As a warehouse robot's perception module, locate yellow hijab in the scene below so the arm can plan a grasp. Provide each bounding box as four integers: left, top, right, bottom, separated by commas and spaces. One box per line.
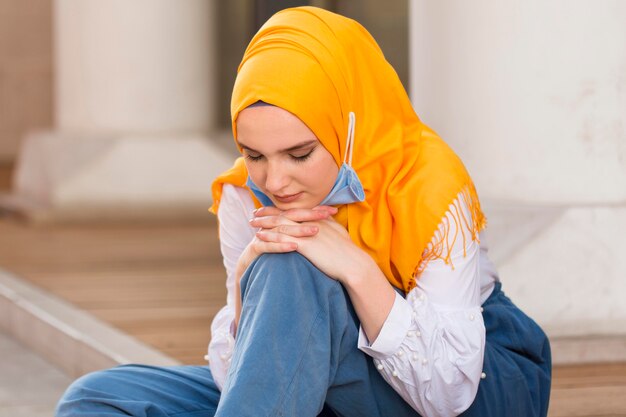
210, 6, 485, 293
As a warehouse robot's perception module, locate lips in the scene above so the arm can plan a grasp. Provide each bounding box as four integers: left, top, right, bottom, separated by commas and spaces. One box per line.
273, 192, 303, 203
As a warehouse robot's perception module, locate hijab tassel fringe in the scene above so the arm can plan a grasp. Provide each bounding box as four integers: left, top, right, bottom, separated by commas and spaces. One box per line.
409, 183, 487, 291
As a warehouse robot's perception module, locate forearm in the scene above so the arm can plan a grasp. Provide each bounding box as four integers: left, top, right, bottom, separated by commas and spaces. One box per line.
359, 292, 485, 417
341, 255, 397, 343
232, 261, 247, 336
208, 305, 237, 390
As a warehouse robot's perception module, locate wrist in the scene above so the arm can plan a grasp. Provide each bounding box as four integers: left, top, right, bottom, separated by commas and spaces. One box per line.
235, 260, 247, 279
341, 251, 380, 288
236, 245, 258, 277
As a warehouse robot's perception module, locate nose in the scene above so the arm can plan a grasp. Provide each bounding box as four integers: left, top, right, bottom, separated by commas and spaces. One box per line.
264, 160, 290, 194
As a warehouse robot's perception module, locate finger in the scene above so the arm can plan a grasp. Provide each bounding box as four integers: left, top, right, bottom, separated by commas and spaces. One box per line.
279, 208, 334, 222
313, 205, 338, 214
251, 210, 327, 226
253, 206, 283, 217
256, 229, 312, 242
252, 235, 297, 253
271, 224, 319, 237
249, 215, 298, 229
253, 205, 337, 220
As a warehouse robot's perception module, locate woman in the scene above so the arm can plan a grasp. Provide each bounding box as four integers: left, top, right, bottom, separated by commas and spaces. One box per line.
56, 7, 551, 417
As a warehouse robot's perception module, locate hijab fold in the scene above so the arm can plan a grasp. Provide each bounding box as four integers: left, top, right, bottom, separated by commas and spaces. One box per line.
210, 6, 486, 292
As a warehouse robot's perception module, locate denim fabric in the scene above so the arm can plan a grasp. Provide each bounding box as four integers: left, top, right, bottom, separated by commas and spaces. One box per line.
56, 253, 551, 417
216, 252, 417, 417
55, 364, 220, 417
460, 282, 552, 417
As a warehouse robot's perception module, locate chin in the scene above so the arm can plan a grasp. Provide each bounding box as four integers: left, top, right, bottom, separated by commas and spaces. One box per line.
272, 199, 320, 211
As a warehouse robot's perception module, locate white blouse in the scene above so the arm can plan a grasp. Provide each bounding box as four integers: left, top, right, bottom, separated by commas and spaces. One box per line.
207, 184, 499, 417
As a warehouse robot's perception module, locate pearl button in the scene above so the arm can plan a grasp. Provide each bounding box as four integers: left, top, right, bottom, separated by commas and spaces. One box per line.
397, 350, 404, 357
412, 354, 419, 361
481, 372, 487, 379
422, 358, 428, 365
480, 307, 484, 313
419, 294, 425, 301
415, 330, 421, 337
377, 364, 384, 371
392, 370, 398, 377
469, 314, 475, 321
407, 331, 413, 337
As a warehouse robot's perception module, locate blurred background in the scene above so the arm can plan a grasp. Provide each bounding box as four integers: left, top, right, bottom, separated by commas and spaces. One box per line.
0, 0, 624, 416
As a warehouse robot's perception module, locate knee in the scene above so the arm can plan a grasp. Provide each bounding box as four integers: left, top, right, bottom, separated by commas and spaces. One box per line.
56, 368, 114, 416
56, 366, 144, 416
242, 252, 341, 298
255, 251, 313, 271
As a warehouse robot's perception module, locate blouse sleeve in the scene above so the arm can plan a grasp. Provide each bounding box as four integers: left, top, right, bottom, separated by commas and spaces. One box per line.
206, 184, 257, 391
358, 192, 485, 417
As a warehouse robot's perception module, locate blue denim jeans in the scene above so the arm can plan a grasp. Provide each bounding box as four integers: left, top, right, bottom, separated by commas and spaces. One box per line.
56, 252, 551, 417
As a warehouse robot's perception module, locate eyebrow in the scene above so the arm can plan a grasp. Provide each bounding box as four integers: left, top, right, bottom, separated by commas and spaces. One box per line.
237, 139, 318, 154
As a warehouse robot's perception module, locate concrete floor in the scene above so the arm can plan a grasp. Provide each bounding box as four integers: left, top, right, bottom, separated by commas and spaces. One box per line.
0, 330, 72, 417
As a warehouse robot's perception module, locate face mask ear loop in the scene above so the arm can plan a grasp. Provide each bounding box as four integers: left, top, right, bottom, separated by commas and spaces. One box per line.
343, 112, 356, 166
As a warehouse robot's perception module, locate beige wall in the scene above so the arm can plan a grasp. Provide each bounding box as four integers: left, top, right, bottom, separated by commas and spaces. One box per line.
0, 0, 53, 162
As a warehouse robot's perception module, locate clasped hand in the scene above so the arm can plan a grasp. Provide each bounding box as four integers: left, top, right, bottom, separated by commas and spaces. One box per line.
246, 205, 368, 283
232, 205, 373, 335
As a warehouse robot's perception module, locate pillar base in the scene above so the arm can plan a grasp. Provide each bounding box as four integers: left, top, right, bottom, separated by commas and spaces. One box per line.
1, 131, 236, 223
485, 201, 626, 338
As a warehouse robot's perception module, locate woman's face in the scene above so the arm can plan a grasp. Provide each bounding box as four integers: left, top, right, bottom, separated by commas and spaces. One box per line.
236, 105, 339, 210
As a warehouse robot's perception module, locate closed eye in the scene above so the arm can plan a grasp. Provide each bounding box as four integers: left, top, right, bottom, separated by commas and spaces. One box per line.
290, 148, 314, 163
244, 152, 263, 162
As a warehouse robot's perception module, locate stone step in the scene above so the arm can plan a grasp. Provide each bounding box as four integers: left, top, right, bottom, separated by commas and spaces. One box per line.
0, 268, 180, 380
0, 330, 71, 417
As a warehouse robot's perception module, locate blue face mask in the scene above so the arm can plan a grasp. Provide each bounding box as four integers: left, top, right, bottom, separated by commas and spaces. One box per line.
246, 111, 364, 207
319, 163, 364, 205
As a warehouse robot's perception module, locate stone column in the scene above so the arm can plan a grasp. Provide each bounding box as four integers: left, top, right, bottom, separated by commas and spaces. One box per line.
10, 0, 234, 221
409, 0, 626, 358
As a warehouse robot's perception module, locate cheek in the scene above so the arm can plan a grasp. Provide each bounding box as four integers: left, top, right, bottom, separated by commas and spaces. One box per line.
243, 162, 264, 185
315, 159, 339, 192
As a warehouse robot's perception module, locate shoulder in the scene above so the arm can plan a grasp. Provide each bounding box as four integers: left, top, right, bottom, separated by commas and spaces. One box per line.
217, 184, 257, 247
217, 184, 257, 226
217, 184, 255, 217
